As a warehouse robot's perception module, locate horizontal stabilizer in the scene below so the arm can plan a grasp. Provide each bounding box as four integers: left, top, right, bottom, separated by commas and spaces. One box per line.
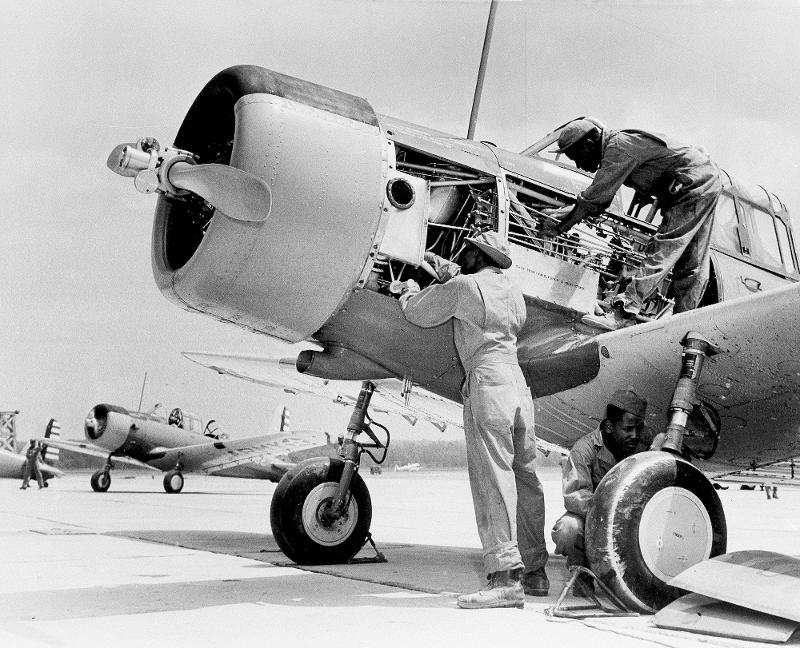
668, 550, 800, 623
655, 592, 798, 642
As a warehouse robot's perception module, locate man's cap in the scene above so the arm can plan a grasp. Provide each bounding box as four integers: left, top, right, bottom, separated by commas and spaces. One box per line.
465, 231, 512, 269
608, 388, 647, 419
554, 117, 604, 153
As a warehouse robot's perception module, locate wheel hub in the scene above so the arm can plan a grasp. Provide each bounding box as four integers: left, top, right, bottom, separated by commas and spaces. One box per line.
301, 483, 358, 547
638, 486, 713, 581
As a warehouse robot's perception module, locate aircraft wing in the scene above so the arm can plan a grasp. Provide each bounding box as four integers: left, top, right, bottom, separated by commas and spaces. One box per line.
182, 351, 568, 458
40, 439, 160, 471
182, 351, 463, 433
150, 432, 326, 479
538, 281, 800, 473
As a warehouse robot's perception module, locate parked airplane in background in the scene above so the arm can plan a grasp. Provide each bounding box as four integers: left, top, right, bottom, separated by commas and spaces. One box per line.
394, 462, 421, 473
0, 419, 63, 484
107, 65, 800, 612
45, 403, 327, 493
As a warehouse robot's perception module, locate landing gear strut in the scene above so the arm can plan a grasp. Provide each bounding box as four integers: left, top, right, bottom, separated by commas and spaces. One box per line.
90, 456, 114, 492
586, 332, 727, 612
270, 381, 389, 564
163, 460, 184, 494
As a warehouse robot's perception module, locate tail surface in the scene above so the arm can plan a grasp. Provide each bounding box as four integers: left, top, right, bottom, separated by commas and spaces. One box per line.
42, 419, 61, 465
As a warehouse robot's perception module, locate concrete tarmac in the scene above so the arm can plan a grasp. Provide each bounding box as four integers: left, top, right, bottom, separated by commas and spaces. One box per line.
1, 467, 798, 647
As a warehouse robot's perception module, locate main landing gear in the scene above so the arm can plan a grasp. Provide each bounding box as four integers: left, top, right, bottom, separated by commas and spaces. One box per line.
270, 381, 389, 564
586, 332, 727, 612
163, 459, 185, 494
90, 456, 114, 492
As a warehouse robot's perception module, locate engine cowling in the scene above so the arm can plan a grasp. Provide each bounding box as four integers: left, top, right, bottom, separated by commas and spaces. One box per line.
85, 403, 204, 458
152, 66, 388, 342
84, 404, 134, 452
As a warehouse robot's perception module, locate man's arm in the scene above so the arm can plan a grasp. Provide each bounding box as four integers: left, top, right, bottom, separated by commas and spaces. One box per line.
554, 143, 640, 235
562, 442, 597, 517
424, 252, 461, 282
401, 277, 465, 328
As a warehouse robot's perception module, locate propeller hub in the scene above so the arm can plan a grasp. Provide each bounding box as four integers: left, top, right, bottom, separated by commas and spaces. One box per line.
108, 138, 271, 222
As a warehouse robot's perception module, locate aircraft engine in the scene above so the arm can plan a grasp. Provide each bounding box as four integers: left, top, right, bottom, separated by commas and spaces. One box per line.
85, 404, 204, 458
139, 66, 391, 343
84, 404, 135, 452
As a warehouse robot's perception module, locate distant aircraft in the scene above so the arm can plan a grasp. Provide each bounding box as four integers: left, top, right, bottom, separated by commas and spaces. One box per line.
394, 462, 421, 472
44, 403, 326, 493
0, 418, 63, 484
107, 65, 800, 612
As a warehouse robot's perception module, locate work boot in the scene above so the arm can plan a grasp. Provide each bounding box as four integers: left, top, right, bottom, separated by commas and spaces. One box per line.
457, 569, 524, 609
521, 567, 549, 596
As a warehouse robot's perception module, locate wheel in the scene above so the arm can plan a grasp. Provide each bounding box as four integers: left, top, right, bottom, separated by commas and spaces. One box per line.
270, 457, 372, 564
586, 451, 727, 612
163, 470, 184, 493
90, 470, 111, 492
43, 480, 49, 488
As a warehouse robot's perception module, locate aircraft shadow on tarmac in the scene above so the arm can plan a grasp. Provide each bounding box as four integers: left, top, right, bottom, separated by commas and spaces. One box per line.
107, 529, 570, 603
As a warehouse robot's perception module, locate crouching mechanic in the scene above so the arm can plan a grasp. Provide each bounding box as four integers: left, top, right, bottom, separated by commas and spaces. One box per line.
399, 231, 548, 609
551, 389, 647, 592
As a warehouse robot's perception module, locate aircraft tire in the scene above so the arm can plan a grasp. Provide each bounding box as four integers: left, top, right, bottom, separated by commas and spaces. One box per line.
586, 450, 726, 613
90, 470, 111, 493
270, 457, 371, 565
163, 470, 184, 494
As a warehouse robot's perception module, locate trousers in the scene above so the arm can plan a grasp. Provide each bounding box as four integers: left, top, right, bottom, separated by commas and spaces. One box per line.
551, 512, 587, 567
462, 362, 548, 575
21, 459, 44, 488
618, 165, 722, 315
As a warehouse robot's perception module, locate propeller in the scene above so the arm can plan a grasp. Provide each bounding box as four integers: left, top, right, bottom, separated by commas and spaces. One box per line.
107, 141, 271, 223
167, 161, 271, 223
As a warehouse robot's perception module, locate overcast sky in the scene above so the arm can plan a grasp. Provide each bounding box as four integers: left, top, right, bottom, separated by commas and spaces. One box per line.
2, 0, 799, 441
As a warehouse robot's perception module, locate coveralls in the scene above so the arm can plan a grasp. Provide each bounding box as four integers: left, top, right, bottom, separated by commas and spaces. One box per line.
563, 129, 722, 314
21, 444, 44, 489
551, 427, 614, 567
402, 255, 548, 575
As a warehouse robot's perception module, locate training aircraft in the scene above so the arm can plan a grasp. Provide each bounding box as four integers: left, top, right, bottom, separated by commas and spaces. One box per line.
0, 418, 64, 484
45, 402, 328, 493
106, 65, 800, 612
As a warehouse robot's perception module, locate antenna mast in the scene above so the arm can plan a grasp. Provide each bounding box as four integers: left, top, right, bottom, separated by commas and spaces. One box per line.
467, 0, 498, 140
137, 372, 148, 411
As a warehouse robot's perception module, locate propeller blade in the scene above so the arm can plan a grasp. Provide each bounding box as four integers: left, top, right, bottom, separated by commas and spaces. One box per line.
168, 162, 272, 223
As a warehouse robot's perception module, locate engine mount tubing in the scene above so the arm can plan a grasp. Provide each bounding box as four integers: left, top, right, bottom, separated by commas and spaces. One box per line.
328, 381, 375, 520
662, 333, 714, 455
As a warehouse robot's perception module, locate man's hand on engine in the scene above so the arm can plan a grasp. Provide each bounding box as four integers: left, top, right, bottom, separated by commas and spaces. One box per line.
539, 205, 573, 237
397, 279, 421, 308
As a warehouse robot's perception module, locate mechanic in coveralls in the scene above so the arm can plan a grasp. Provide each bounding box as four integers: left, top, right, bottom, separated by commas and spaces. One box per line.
400, 231, 548, 609
20, 439, 44, 489
544, 118, 722, 329
551, 389, 647, 594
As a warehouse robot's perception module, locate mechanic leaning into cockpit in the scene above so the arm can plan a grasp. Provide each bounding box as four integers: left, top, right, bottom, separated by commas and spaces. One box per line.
399, 231, 548, 610
551, 389, 647, 595
543, 118, 722, 330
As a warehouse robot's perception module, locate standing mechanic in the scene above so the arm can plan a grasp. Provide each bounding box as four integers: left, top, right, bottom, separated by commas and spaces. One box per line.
551, 389, 647, 593
544, 118, 722, 329
400, 231, 548, 609
20, 439, 45, 490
